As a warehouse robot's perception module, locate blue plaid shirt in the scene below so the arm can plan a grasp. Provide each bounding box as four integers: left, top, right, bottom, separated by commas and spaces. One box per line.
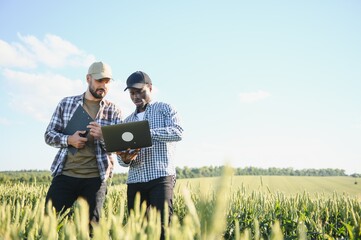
118, 101, 183, 183
45, 93, 122, 182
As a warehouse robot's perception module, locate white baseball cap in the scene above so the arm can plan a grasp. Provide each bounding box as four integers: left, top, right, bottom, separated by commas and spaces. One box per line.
88, 61, 112, 80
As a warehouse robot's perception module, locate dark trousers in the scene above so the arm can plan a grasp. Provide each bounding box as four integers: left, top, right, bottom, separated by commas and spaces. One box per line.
127, 176, 174, 240
45, 175, 107, 223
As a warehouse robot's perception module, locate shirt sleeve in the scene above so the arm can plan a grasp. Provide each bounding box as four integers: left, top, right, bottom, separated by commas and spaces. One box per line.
99, 103, 123, 151
117, 155, 131, 167
44, 100, 69, 148
150, 103, 183, 142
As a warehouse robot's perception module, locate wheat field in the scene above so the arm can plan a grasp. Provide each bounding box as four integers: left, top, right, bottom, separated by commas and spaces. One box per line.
1, 170, 360, 239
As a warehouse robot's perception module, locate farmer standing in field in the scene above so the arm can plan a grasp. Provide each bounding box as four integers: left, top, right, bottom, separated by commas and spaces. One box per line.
44, 61, 122, 225
118, 71, 183, 240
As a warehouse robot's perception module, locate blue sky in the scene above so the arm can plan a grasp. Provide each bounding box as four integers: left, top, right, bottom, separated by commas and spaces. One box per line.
1, 0, 360, 174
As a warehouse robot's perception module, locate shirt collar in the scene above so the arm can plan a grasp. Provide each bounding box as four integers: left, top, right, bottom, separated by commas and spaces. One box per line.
133, 101, 154, 114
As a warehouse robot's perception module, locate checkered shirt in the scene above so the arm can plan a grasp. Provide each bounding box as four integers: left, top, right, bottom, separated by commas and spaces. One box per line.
44, 93, 122, 182
118, 101, 183, 183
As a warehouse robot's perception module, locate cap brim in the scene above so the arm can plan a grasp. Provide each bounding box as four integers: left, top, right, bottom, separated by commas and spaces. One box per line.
124, 83, 146, 91
91, 73, 112, 80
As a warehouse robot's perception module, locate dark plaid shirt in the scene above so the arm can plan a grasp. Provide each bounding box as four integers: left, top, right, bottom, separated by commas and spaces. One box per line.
118, 101, 183, 183
45, 93, 122, 181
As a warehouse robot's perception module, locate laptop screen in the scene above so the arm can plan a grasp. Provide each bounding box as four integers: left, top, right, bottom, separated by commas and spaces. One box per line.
101, 120, 152, 152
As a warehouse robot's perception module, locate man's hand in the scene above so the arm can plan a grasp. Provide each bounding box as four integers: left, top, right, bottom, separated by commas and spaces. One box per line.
117, 148, 140, 164
88, 121, 103, 140
68, 131, 88, 149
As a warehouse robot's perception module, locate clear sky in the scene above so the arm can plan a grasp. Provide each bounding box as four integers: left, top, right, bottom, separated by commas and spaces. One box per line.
1, 0, 360, 174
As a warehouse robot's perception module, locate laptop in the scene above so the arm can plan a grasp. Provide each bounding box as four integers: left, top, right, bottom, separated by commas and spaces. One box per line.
101, 120, 152, 152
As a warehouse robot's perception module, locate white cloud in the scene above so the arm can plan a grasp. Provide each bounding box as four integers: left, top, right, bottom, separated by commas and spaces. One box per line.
0, 33, 95, 69
0, 117, 11, 126
0, 33, 159, 122
0, 33, 100, 122
17, 33, 95, 68
353, 123, 361, 129
105, 80, 135, 118
4, 69, 85, 122
0, 39, 36, 68
239, 90, 271, 103
2, 68, 147, 122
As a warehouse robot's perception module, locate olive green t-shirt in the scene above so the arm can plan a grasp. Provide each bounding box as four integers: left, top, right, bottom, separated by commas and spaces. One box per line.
62, 99, 100, 178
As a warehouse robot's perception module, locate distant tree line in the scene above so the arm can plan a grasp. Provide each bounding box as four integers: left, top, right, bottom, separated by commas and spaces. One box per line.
0, 170, 52, 184
1, 167, 360, 185
175, 166, 356, 179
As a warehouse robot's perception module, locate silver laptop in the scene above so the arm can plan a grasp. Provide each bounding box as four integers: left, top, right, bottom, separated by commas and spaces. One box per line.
101, 120, 152, 152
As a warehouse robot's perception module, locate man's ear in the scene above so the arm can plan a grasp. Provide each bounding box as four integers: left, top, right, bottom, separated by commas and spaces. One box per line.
86, 74, 91, 84
148, 84, 153, 92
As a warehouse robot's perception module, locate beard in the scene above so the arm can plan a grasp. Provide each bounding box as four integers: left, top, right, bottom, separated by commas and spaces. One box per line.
89, 85, 105, 99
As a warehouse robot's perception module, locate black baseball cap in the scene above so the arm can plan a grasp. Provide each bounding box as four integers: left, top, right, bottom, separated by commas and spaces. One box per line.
124, 71, 152, 91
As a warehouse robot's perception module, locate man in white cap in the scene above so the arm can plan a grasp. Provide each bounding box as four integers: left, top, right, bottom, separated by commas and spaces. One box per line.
118, 71, 184, 240
44, 61, 122, 225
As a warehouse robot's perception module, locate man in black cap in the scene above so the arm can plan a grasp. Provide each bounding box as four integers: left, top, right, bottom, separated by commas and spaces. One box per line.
118, 71, 184, 240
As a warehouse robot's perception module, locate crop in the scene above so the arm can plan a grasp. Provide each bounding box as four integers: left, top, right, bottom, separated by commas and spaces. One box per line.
0, 169, 360, 239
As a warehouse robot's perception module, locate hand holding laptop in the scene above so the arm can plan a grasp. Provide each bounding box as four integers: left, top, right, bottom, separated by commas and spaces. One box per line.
117, 148, 140, 164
